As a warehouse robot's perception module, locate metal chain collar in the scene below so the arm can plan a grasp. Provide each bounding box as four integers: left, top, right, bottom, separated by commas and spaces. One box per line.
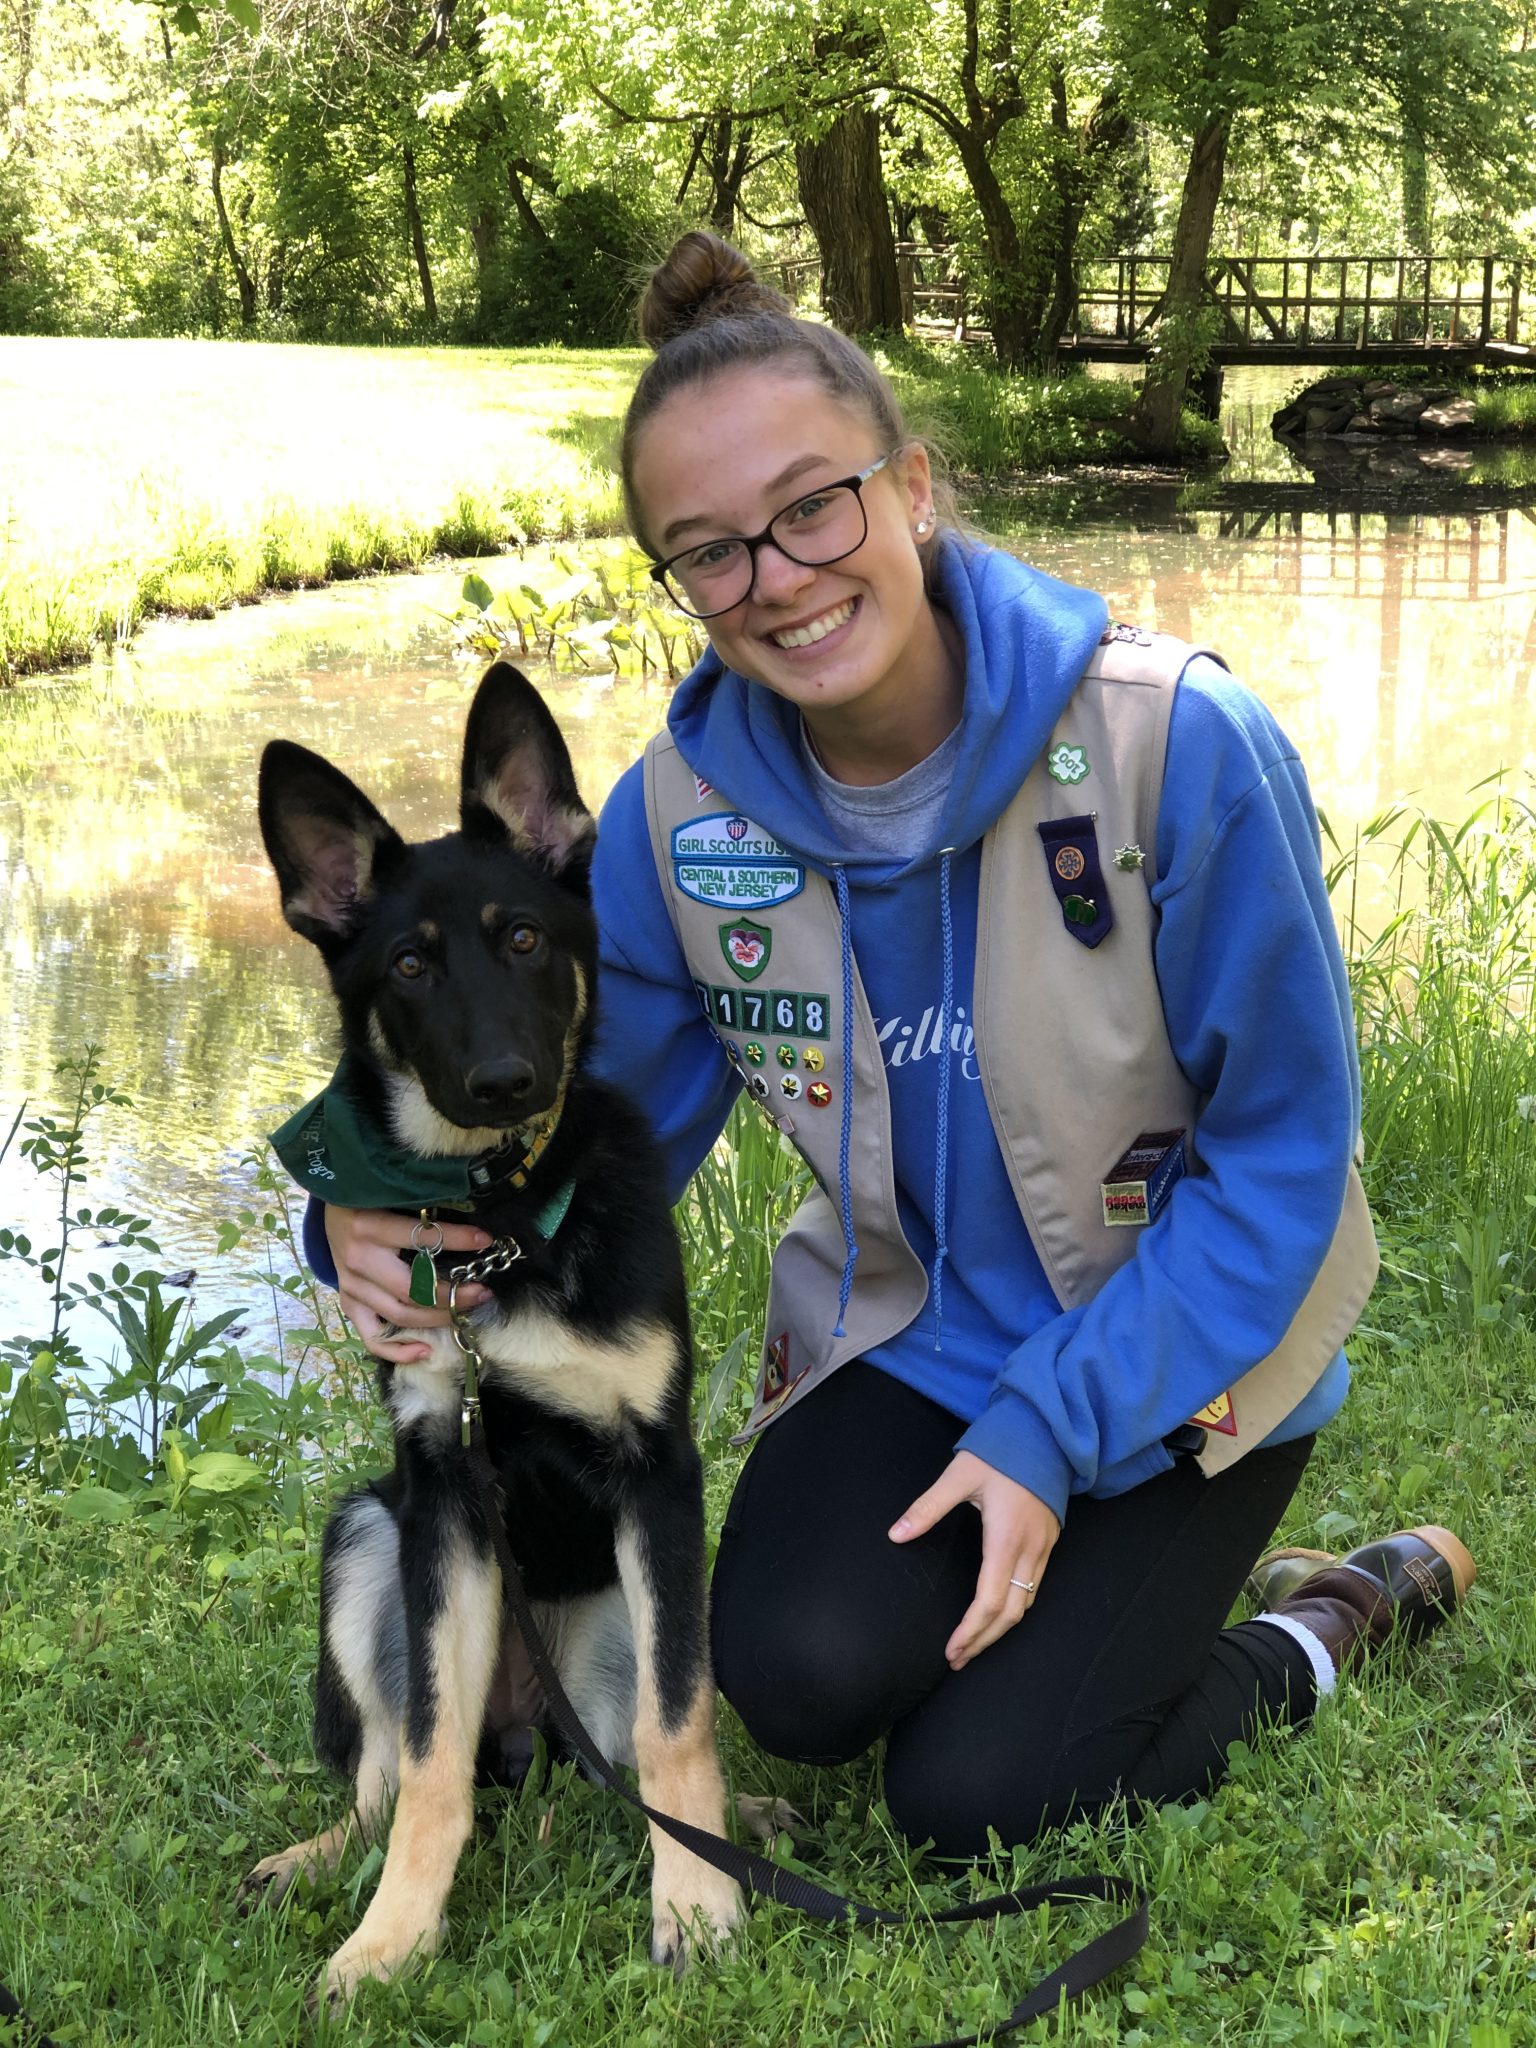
446, 1238, 524, 1446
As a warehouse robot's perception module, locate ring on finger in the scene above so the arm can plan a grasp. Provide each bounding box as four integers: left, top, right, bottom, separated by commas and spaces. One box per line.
1009, 1576, 1037, 1594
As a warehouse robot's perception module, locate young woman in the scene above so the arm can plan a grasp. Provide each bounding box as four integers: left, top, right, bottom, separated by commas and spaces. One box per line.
314, 232, 1473, 1857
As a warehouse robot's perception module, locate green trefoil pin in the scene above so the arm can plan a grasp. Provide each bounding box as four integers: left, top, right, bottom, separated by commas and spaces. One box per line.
1046, 743, 1090, 786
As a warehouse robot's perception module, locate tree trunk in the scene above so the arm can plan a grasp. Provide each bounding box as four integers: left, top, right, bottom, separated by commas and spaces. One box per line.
1401, 123, 1429, 256
956, 133, 1030, 370
470, 206, 498, 274
211, 137, 257, 326
10, 0, 35, 109
1036, 85, 1133, 365
403, 143, 437, 322
1132, 0, 1239, 453
265, 241, 286, 315
704, 118, 751, 234
506, 164, 547, 240
796, 106, 901, 334
1131, 114, 1227, 452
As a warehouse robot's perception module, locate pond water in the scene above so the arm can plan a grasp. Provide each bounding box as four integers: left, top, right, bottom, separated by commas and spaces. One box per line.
3, 368, 1534, 1352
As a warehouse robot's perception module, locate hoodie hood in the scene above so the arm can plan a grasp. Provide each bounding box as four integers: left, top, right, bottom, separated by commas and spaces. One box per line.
664, 533, 1110, 875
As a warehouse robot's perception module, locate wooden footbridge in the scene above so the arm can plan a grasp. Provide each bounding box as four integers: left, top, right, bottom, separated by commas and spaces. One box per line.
873, 248, 1536, 365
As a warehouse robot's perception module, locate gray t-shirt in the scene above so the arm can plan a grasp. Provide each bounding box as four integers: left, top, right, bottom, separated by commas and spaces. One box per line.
799, 717, 961, 861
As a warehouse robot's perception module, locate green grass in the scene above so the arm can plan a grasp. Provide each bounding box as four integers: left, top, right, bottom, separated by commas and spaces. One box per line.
0, 336, 1227, 681
1328, 794, 1536, 1338
2, 1326, 1531, 2046
2, 732, 1533, 2042
0, 337, 640, 679
1471, 377, 1536, 438
879, 339, 1228, 477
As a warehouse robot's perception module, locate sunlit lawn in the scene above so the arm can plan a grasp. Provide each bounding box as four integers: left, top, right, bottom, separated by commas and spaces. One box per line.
0, 337, 640, 675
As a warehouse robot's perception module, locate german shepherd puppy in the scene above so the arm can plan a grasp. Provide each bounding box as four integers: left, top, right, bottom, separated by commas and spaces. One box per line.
241, 664, 741, 2002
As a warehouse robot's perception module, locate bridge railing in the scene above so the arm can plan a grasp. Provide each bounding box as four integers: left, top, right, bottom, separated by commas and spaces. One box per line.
1071, 254, 1532, 351
779, 245, 1534, 354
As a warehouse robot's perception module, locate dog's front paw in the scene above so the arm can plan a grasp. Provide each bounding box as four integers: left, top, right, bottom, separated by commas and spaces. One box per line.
734, 1792, 809, 1847
236, 1846, 319, 1914
316, 1916, 444, 2008
650, 1865, 743, 1976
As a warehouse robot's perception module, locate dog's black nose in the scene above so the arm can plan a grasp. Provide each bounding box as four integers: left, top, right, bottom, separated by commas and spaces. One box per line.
466, 1057, 537, 1112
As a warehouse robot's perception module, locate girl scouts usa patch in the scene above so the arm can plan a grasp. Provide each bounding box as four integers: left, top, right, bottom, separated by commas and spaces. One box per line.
672, 814, 804, 908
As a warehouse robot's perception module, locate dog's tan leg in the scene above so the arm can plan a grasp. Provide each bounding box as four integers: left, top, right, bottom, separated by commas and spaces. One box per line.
615, 1524, 742, 1970
237, 1726, 398, 1910
321, 1541, 500, 2003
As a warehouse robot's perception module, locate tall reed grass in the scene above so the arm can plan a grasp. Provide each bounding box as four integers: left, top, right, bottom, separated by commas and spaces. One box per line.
1326, 792, 1536, 1335
674, 1104, 810, 1452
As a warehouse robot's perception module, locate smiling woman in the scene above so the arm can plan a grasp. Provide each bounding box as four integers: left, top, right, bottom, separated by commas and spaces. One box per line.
628, 367, 960, 784
315, 230, 1475, 1872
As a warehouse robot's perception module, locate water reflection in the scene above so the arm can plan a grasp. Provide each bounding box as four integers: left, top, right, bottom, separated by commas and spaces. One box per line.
3, 440, 1534, 1351
1008, 503, 1536, 828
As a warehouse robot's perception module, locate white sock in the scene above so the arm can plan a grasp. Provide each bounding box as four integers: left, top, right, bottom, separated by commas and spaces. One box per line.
1251, 1611, 1337, 1698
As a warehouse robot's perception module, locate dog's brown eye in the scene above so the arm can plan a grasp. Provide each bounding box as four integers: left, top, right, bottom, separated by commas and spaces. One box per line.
394, 951, 425, 979
508, 925, 539, 955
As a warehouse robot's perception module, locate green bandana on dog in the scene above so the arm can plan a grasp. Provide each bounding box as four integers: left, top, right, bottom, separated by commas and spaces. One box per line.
270, 1054, 480, 1213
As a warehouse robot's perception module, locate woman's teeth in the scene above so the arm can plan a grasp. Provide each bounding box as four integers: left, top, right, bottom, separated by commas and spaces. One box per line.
771, 599, 855, 649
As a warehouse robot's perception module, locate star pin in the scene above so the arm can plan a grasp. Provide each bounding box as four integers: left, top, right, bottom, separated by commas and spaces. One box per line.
1114, 844, 1145, 872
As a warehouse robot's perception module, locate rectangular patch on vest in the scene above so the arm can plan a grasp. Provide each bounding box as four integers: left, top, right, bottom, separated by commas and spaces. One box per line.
1037, 815, 1114, 947
1101, 1129, 1186, 1227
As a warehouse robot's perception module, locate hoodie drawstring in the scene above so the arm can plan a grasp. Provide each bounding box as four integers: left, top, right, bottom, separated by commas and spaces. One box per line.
932, 849, 956, 1350
831, 862, 858, 1338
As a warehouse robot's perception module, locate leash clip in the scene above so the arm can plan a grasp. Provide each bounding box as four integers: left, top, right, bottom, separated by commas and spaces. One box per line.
446, 1240, 525, 1446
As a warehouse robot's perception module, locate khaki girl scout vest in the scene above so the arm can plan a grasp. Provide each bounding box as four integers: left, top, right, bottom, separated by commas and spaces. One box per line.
641, 626, 1379, 1480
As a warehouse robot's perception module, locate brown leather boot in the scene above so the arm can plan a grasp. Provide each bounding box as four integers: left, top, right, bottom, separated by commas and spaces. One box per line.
1248, 1525, 1476, 1675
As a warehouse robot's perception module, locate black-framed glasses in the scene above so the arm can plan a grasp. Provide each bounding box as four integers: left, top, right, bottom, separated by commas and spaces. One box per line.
649, 453, 894, 619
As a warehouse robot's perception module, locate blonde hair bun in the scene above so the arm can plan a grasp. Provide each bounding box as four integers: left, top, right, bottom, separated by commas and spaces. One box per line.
638, 231, 792, 351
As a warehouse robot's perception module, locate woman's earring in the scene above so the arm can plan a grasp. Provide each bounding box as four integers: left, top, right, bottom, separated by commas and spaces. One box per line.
915, 519, 930, 535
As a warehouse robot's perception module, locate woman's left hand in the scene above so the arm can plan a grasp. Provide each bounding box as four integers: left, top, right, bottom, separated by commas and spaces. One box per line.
889, 1451, 1061, 1670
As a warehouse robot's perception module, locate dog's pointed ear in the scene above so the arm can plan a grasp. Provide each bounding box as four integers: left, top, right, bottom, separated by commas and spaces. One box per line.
460, 662, 596, 887
259, 741, 406, 952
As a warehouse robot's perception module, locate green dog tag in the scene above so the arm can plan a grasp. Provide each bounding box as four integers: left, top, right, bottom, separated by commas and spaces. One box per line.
409, 1250, 439, 1308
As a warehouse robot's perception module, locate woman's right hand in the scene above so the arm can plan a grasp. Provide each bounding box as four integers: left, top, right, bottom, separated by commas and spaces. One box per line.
324, 1206, 494, 1364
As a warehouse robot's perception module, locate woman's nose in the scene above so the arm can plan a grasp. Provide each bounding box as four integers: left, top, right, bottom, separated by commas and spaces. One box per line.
750, 540, 815, 604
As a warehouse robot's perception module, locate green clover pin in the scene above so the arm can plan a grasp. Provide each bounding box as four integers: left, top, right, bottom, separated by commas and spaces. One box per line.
1047, 742, 1090, 786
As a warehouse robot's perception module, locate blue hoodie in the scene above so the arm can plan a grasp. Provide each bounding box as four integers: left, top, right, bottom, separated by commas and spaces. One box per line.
587, 536, 1355, 1520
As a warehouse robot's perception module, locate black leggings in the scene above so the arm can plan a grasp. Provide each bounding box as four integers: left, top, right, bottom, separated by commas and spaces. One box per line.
711, 1362, 1318, 1858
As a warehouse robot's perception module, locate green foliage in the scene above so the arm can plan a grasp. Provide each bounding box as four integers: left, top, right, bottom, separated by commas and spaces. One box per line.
478, 187, 660, 348
0, 1051, 382, 1559
882, 341, 1225, 472
0, 148, 60, 332
678, 1103, 811, 1450
1471, 378, 1536, 438
450, 549, 705, 678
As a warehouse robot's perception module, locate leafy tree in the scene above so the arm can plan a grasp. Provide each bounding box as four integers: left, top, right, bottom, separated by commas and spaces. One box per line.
1107, 0, 1536, 452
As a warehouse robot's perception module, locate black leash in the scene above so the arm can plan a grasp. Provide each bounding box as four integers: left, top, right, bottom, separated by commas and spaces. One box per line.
465, 1425, 1149, 2046
0, 1980, 58, 2048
